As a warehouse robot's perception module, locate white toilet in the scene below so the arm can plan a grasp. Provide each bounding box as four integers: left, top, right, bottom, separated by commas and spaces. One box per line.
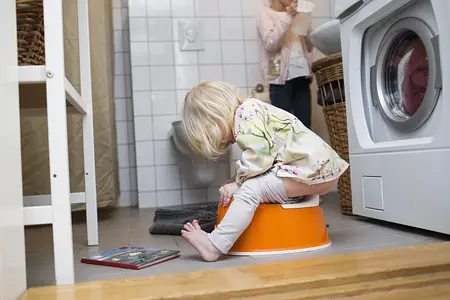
170, 120, 219, 188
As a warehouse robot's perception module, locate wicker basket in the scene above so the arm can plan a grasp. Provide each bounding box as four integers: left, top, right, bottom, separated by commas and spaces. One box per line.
312, 53, 352, 215
16, 0, 45, 66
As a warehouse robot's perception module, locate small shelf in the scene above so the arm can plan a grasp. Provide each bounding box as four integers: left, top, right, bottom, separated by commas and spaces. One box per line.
23, 192, 86, 226
11, 0, 99, 286
23, 206, 52, 226
18, 65, 86, 114
18, 65, 47, 84
24, 192, 86, 206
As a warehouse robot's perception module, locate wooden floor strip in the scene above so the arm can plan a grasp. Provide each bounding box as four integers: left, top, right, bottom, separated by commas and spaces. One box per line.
348, 282, 450, 300
241, 271, 450, 299
22, 242, 450, 300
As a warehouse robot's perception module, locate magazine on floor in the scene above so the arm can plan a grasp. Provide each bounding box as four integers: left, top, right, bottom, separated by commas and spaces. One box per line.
81, 247, 180, 270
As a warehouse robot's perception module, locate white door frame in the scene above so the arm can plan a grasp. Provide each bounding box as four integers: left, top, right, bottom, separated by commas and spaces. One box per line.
0, 0, 27, 299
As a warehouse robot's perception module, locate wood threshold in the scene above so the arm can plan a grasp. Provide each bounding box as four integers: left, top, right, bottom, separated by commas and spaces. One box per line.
22, 242, 450, 299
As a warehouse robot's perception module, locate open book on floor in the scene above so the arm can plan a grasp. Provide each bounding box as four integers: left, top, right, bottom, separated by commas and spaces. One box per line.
81, 247, 180, 270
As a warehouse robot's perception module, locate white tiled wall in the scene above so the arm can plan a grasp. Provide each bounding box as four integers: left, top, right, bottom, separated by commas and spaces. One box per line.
113, 0, 138, 207
113, 0, 336, 207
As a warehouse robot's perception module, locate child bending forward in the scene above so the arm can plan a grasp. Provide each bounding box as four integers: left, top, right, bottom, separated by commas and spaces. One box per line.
181, 82, 349, 261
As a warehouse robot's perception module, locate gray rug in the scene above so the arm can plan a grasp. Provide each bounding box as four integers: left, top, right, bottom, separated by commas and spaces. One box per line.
149, 202, 218, 236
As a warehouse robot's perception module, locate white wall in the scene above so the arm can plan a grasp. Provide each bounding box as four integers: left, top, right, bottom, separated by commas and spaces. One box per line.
113, 0, 337, 207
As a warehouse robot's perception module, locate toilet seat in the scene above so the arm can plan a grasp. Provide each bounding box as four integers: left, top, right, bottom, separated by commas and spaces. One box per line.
281, 195, 320, 209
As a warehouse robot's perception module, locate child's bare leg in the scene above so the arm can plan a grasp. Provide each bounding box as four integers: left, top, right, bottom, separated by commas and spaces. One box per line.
182, 171, 286, 261
181, 181, 261, 261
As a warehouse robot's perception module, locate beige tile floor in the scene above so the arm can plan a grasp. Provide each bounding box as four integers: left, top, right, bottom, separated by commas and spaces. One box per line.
25, 192, 449, 287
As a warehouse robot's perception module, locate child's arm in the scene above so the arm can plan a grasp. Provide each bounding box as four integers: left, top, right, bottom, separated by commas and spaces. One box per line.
234, 104, 277, 185
256, 10, 293, 52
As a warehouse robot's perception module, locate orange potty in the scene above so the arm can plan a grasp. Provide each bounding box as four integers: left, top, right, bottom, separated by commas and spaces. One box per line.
216, 196, 331, 255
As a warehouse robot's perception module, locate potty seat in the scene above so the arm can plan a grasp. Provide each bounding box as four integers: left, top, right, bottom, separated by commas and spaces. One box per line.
216, 196, 331, 255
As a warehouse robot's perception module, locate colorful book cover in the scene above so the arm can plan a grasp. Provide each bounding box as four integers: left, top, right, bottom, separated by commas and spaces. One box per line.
81, 247, 180, 270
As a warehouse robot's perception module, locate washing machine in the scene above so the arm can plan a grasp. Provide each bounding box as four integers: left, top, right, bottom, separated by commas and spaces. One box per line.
337, 0, 450, 234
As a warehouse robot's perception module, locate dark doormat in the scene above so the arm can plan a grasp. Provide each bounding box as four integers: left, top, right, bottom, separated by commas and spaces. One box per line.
149, 202, 218, 236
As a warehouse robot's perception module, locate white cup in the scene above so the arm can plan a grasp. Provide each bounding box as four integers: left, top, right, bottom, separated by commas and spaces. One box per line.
296, 0, 315, 12
292, 12, 311, 35
292, 1, 314, 35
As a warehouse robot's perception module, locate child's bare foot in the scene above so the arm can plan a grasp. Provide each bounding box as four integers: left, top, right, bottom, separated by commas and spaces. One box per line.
181, 220, 221, 262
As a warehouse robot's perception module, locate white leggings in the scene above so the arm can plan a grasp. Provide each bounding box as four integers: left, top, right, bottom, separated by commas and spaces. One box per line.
209, 170, 336, 254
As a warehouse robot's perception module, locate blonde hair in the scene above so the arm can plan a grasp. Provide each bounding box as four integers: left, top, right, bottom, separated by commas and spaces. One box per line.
182, 81, 243, 160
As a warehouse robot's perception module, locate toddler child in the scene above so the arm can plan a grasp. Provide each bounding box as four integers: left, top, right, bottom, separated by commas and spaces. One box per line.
181, 82, 349, 262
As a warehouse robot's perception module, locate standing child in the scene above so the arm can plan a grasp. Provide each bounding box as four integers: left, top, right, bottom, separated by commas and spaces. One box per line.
181, 82, 348, 262
257, 0, 314, 128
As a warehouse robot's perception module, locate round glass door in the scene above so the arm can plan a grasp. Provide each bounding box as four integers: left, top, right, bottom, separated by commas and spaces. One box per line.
372, 18, 441, 132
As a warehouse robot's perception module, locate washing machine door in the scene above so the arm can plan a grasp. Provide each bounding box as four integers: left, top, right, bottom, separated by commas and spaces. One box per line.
370, 17, 442, 132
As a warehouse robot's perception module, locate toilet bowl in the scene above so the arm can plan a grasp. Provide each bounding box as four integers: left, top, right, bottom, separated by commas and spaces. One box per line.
170, 120, 219, 188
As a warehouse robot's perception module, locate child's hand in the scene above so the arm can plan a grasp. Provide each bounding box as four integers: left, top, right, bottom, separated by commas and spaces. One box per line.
222, 178, 236, 186
286, 0, 298, 16
219, 182, 239, 207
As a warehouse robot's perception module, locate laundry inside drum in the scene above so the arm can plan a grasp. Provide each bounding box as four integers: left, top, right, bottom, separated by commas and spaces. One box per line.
383, 30, 429, 120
